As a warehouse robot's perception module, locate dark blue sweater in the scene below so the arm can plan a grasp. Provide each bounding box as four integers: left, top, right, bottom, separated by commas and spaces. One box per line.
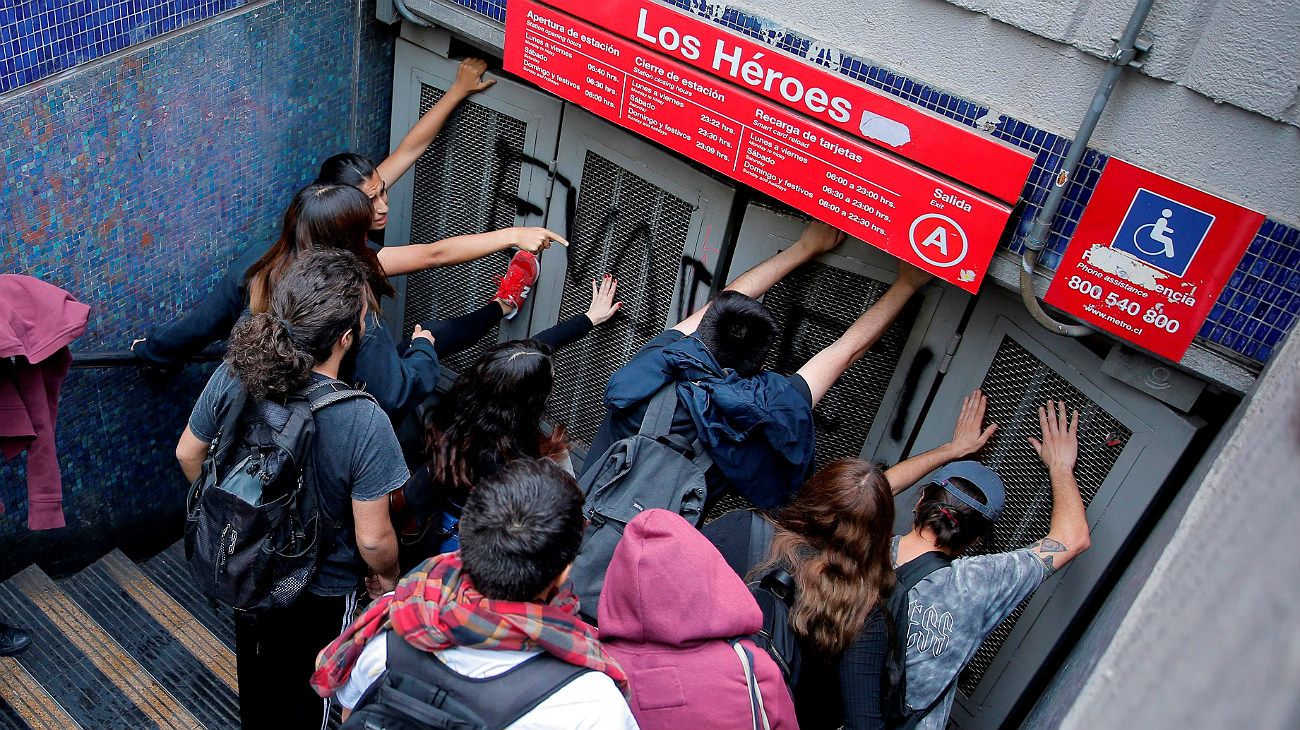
136, 247, 594, 418
135, 249, 440, 418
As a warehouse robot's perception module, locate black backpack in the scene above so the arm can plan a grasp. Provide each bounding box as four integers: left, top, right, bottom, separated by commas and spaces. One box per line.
343, 632, 592, 730
742, 511, 803, 687
184, 378, 374, 612
570, 384, 711, 618
883, 550, 954, 729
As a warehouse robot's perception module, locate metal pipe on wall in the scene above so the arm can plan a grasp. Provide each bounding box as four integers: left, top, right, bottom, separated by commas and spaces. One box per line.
1018, 0, 1156, 337
392, 0, 432, 27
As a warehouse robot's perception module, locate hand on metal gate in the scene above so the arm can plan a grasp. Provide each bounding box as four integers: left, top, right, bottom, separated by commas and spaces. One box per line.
452, 57, 496, 97
947, 388, 998, 458
1029, 400, 1080, 476
586, 275, 623, 326
794, 220, 846, 256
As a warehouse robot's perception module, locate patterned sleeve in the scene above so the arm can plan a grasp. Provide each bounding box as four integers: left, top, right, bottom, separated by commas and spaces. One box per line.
957, 550, 1051, 636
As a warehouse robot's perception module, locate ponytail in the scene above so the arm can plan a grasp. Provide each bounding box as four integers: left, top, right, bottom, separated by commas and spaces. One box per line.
226, 248, 369, 400
913, 477, 994, 552
226, 313, 316, 399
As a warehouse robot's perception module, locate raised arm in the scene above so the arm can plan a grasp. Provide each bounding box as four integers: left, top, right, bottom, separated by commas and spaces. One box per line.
674, 220, 845, 335
1026, 400, 1091, 572
352, 314, 440, 415
532, 275, 621, 350
376, 58, 494, 186
884, 389, 998, 494
796, 261, 932, 405
376, 227, 567, 276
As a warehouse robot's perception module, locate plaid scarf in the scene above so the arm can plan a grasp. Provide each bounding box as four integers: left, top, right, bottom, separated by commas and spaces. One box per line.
311, 552, 628, 697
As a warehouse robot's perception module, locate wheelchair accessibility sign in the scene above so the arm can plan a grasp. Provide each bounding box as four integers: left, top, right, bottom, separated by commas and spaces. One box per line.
1110, 189, 1214, 277
1045, 158, 1264, 361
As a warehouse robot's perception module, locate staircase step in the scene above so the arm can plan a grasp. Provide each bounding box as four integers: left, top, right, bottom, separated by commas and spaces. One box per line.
0, 564, 196, 728
0, 657, 82, 729
57, 551, 238, 728
139, 542, 235, 651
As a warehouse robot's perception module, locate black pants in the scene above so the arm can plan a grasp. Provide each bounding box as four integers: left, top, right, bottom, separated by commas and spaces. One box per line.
234, 590, 359, 730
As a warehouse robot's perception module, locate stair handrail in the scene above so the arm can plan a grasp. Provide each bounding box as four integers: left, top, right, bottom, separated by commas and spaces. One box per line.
68, 344, 227, 369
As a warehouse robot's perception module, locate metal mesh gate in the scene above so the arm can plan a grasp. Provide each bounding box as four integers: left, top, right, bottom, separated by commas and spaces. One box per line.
957, 337, 1131, 696
763, 262, 914, 469
402, 85, 528, 373
547, 151, 695, 449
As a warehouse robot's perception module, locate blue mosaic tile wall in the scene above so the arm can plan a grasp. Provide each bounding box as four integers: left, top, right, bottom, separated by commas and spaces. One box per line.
449, 0, 1296, 365
0, 0, 253, 93
0, 0, 397, 578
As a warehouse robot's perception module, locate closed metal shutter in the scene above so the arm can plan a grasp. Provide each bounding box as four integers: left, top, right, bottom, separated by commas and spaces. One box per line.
547, 150, 694, 449
402, 85, 527, 372
763, 262, 915, 468
958, 337, 1131, 695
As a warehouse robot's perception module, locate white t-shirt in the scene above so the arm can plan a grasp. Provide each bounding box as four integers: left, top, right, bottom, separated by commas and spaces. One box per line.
336, 630, 639, 730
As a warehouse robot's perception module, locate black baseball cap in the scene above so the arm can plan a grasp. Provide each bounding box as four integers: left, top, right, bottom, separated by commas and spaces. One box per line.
932, 461, 1006, 522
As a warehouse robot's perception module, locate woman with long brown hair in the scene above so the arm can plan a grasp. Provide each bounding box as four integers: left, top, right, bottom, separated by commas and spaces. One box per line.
132, 183, 587, 418
134, 184, 444, 416
243, 184, 393, 315
703, 458, 896, 729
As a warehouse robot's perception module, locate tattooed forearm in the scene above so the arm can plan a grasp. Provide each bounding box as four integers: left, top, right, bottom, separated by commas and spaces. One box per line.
1028, 538, 1067, 573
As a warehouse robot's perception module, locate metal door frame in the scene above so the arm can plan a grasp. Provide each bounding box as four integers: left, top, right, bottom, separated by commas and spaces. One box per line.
528, 105, 736, 335
727, 204, 969, 466
895, 289, 1199, 729
386, 38, 562, 342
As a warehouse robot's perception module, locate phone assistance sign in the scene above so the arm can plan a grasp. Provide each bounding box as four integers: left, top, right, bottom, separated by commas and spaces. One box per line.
1045, 159, 1264, 361
503, 0, 1036, 293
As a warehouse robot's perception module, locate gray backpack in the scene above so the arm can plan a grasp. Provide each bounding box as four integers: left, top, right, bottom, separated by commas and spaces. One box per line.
570, 384, 712, 618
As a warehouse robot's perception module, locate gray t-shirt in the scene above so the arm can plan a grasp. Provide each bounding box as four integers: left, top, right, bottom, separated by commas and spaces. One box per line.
188, 364, 409, 595
891, 537, 1050, 729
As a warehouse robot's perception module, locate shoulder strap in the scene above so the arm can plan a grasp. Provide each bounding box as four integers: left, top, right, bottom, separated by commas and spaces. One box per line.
747, 511, 775, 570
638, 383, 680, 439
385, 633, 592, 730
302, 378, 378, 413
895, 551, 953, 593
730, 639, 771, 730
210, 385, 250, 459
637, 383, 715, 474
887, 550, 952, 622
887, 551, 955, 729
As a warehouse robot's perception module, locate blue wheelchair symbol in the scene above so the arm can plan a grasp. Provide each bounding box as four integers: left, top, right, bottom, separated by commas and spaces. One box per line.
1111, 189, 1215, 277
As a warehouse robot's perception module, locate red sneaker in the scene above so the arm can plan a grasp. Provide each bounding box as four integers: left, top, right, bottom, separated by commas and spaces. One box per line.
494, 250, 540, 318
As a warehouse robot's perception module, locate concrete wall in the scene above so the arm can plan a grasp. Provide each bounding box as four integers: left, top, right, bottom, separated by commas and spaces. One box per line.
733, 0, 1300, 227
1057, 329, 1300, 728
0, 0, 397, 579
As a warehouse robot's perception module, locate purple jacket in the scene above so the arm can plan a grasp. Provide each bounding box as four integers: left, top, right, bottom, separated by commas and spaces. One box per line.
0, 275, 89, 530
598, 509, 799, 729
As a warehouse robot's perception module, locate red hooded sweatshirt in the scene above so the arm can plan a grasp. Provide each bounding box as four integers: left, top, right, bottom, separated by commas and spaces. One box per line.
0, 275, 90, 530
598, 509, 799, 729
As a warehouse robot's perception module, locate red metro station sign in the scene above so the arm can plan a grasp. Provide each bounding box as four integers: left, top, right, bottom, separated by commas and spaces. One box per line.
504, 0, 1036, 293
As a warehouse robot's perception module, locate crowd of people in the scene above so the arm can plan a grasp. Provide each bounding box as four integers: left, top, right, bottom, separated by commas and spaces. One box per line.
155, 59, 1093, 729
